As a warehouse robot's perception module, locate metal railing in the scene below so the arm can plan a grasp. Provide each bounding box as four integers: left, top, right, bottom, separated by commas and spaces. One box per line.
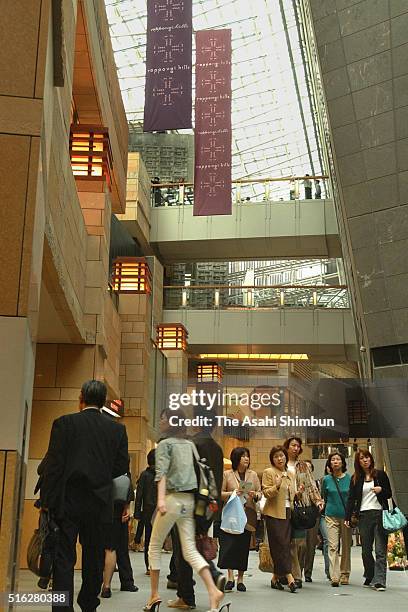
164, 284, 349, 310
151, 175, 329, 207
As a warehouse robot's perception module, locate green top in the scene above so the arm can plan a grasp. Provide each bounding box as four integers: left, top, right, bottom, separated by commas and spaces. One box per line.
321, 473, 351, 518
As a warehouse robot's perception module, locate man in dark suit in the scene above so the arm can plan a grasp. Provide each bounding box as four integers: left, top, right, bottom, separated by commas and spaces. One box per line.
39, 379, 129, 612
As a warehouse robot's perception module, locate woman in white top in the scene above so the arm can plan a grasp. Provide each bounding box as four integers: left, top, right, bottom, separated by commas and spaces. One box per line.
345, 449, 392, 591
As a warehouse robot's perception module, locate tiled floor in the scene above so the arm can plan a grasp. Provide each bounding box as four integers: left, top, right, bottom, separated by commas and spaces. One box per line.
16, 546, 407, 611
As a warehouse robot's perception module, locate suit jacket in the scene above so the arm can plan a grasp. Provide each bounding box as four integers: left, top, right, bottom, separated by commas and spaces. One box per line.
39, 408, 129, 520
134, 466, 157, 518
262, 466, 296, 519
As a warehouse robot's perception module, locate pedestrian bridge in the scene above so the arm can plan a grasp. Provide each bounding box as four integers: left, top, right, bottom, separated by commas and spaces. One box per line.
162, 307, 357, 362
150, 198, 340, 262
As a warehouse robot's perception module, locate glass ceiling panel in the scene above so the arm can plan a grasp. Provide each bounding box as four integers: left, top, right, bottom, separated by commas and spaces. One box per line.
105, 0, 324, 193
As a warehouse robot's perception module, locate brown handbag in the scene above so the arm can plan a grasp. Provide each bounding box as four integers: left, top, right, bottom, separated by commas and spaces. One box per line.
232, 471, 258, 532
196, 534, 218, 561
244, 505, 258, 532
258, 527, 274, 572
350, 511, 359, 528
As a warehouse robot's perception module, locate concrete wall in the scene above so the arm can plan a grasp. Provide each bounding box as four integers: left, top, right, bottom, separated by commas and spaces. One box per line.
117, 153, 152, 252
310, 0, 408, 350
309, 0, 408, 509
0, 0, 128, 586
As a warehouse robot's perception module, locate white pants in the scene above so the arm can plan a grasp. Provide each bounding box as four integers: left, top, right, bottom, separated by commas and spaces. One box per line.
148, 492, 208, 574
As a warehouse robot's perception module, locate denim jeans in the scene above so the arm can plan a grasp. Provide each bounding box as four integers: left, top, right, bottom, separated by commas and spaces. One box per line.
358, 510, 387, 586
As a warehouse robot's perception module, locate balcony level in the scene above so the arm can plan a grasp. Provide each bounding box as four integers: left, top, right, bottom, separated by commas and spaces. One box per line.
162, 285, 356, 362
149, 182, 340, 262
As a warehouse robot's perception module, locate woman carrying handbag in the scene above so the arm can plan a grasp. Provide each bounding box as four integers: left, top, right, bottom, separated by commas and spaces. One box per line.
345, 449, 392, 592
218, 447, 261, 592
262, 446, 297, 593
145, 409, 226, 612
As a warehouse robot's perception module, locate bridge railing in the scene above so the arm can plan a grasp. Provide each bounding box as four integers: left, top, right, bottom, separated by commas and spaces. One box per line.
151, 175, 330, 207
163, 284, 349, 310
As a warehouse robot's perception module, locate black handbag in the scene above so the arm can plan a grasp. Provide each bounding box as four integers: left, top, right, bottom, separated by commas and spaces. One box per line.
190, 442, 218, 526
291, 498, 319, 530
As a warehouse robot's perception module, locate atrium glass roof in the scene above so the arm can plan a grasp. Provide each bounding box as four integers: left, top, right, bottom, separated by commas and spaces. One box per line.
105, 0, 324, 189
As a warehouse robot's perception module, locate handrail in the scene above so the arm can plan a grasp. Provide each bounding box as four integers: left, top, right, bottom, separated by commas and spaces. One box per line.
151, 175, 329, 188
164, 284, 347, 290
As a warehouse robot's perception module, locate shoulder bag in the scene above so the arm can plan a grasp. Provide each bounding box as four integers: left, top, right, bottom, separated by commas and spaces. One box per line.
383, 498, 408, 534
112, 474, 131, 503
190, 442, 218, 524
232, 471, 258, 532
291, 497, 319, 530
258, 523, 274, 573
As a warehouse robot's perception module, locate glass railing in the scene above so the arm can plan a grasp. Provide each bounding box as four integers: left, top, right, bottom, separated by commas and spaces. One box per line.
151, 175, 330, 207
164, 284, 349, 310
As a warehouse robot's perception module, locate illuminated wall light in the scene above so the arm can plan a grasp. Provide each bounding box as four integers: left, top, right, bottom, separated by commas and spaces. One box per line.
102, 399, 124, 418
313, 290, 318, 306
197, 363, 223, 383
280, 290, 285, 306
214, 289, 220, 307
182, 289, 188, 307
69, 125, 113, 186
111, 257, 152, 294
157, 324, 188, 351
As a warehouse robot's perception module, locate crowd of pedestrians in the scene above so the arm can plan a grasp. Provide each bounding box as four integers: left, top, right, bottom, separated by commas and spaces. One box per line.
36, 380, 406, 611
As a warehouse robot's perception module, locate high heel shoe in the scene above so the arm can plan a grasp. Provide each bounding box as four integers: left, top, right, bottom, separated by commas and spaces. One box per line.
143, 599, 162, 611
207, 604, 231, 612
288, 582, 297, 593
271, 580, 284, 590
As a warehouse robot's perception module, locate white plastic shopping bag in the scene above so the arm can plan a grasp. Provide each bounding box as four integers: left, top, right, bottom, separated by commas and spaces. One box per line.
220, 490, 247, 534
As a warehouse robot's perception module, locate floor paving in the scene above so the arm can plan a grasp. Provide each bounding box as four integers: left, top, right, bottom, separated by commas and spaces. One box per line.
17, 546, 407, 612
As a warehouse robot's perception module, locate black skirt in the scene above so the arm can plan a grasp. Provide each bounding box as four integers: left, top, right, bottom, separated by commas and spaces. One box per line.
218, 529, 252, 571
104, 517, 123, 551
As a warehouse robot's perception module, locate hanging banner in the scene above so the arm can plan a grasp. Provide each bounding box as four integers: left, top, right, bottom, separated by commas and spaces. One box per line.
144, 0, 192, 132
194, 29, 232, 216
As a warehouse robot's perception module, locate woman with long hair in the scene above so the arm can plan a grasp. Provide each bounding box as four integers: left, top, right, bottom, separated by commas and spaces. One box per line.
218, 447, 261, 592
145, 409, 225, 612
321, 452, 351, 587
262, 446, 297, 593
345, 449, 392, 591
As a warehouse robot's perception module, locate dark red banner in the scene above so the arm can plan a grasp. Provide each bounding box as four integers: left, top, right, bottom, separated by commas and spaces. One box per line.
194, 30, 232, 216
144, 0, 192, 132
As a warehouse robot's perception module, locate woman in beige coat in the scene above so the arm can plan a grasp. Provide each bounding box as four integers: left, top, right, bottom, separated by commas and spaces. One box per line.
262, 445, 297, 593
218, 447, 261, 592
